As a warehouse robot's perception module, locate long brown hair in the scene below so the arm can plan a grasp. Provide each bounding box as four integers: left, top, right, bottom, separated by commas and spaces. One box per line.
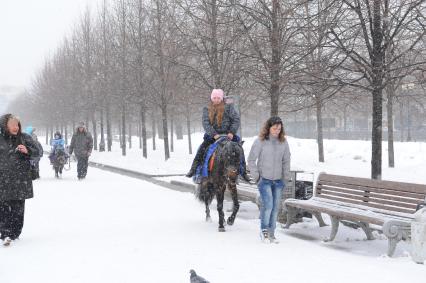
208, 101, 225, 126
259, 116, 286, 142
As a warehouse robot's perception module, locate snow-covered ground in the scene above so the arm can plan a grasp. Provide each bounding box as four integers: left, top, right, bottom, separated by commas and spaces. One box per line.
2, 133, 425, 282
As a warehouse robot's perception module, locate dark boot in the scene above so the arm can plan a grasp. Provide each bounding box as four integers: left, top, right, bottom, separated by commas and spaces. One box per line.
185, 160, 198, 178
186, 141, 209, 178
239, 143, 252, 183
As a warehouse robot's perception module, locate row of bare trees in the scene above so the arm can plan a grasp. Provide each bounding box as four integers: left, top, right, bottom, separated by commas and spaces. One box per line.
7, 0, 426, 179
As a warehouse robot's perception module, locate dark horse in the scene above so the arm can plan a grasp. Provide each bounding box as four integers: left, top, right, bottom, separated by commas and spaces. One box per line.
51, 150, 68, 178
196, 139, 243, 232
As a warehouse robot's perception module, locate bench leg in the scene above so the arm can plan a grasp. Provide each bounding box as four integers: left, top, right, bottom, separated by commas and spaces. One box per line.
383, 220, 410, 257
284, 206, 297, 229
324, 216, 340, 242
313, 212, 327, 227
387, 237, 399, 257
359, 222, 375, 240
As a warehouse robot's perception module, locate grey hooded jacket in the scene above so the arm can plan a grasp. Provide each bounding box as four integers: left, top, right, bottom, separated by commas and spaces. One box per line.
247, 137, 291, 182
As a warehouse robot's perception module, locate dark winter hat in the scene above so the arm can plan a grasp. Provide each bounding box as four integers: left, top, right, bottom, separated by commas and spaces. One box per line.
54, 131, 62, 139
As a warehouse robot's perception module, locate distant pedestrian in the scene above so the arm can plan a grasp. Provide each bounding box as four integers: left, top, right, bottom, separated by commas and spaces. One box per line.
247, 116, 291, 243
68, 122, 93, 180
0, 114, 40, 246
24, 126, 43, 179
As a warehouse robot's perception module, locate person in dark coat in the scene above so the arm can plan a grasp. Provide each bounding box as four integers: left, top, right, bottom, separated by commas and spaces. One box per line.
0, 114, 40, 246
185, 89, 251, 182
68, 122, 93, 180
24, 126, 43, 179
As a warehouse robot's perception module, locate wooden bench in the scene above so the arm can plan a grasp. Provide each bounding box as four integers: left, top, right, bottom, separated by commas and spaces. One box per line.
284, 173, 426, 257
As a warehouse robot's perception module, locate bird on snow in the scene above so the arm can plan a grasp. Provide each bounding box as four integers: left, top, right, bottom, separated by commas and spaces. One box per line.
189, 269, 210, 283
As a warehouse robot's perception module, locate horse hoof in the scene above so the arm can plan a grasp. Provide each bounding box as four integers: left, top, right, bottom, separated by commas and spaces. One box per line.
218, 227, 226, 232
206, 217, 212, 222
227, 218, 235, 226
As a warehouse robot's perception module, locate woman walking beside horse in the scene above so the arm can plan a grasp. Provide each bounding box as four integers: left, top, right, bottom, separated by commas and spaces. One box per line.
248, 116, 291, 243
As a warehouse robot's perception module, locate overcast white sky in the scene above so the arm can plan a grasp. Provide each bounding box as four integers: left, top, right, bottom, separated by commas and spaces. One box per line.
0, 0, 100, 89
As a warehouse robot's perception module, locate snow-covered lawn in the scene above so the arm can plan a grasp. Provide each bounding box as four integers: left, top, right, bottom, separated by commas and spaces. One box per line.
81, 133, 426, 185
1, 137, 426, 282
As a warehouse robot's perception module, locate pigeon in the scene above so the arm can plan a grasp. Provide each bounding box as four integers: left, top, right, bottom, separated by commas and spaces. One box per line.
189, 269, 210, 283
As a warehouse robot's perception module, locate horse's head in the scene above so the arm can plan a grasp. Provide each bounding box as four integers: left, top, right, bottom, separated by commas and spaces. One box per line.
218, 140, 242, 184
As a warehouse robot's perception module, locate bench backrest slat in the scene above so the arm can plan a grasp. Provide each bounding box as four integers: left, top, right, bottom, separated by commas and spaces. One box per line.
320, 181, 425, 201
318, 186, 418, 210
320, 174, 426, 194
316, 173, 426, 214
319, 195, 415, 214
318, 184, 423, 204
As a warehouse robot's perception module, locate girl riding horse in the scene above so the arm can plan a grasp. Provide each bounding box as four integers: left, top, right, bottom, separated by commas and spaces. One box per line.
49, 132, 68, 178
185, 89, 250, 182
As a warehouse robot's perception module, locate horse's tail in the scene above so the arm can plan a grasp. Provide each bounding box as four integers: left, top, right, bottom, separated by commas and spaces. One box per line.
195, 182, 216, 204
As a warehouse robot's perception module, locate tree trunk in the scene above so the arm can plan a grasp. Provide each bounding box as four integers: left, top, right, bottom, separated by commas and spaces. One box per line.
141, 105, 147, 158
399, 102, 404, 141
92, 111, 98, 151
176, 123, 183, 140
106, 101, 112, 152
316, 95, 325, 162
121, 104, 126, 156
128, 120, 132, 149
65, 125, 68, 145
45, 125, 49, 145
170, 110, 174, 153
370, 0, 384, 180
386, 88, 395, 167
187, 114, 192, 155
161, 104, 170, 160
269, 0, 281, 117
99, 107, 105, 152
371, 87, 383, 180
152, 111, 156, 151
138, 120, 142, 149
239, 114, 243, 139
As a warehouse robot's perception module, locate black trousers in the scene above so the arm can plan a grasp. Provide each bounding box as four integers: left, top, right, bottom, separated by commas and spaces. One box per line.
77, 156, 89, 178
0, 200, 25, 240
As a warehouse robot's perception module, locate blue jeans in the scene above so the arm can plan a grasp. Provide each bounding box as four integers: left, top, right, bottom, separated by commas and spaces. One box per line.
258, 178, 285, 235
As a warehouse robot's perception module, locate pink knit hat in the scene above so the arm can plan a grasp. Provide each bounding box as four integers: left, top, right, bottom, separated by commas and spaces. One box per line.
210, 89, 224, 101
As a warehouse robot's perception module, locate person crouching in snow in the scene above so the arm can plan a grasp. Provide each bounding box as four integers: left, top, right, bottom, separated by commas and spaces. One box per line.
0, 114, 40, 246
247, 116, 291, 243
185, 88, 251, 183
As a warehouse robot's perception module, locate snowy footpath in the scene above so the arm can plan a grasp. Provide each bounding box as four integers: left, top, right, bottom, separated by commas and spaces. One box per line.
1, 154, 425, 282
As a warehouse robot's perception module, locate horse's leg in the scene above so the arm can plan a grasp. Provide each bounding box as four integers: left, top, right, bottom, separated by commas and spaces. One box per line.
205, 199, 211, 222
54, 166, 59, 178
227, 183, 240, 226
217, 185, 226, 232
